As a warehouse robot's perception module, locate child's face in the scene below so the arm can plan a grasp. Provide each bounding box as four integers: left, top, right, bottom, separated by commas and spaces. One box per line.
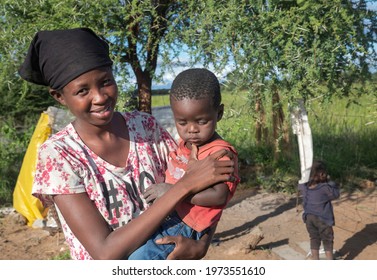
171, 97, 223, 147
50, 67, 118, 127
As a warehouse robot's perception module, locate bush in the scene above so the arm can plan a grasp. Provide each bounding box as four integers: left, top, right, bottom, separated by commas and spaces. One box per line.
0, 117, 36, 205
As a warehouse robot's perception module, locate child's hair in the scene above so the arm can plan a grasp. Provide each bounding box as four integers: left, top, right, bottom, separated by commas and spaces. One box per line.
170, 68, 221, 108
309, 160, 328, 185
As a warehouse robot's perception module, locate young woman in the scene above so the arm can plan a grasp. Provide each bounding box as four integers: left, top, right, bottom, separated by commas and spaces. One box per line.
18, 27, 235, 260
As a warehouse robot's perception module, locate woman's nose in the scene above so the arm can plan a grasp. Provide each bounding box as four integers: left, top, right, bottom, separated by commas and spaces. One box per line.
92, 88, 108, 103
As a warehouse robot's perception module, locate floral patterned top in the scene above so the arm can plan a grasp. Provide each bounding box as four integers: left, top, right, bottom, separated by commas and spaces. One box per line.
32, 111, 177, 259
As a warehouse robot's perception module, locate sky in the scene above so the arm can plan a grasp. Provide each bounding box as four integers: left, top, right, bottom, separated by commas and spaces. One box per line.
152, 53, 234, 89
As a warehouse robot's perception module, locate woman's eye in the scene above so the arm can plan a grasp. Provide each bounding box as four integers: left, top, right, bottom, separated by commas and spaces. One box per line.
103, 78, 113, 86
77, 88, 88, 95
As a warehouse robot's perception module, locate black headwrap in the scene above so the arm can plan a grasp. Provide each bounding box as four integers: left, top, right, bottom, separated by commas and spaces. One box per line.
18, 27, 113, 90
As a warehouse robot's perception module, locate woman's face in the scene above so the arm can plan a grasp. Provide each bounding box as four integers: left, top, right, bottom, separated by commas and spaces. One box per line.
52, 67, 118, 127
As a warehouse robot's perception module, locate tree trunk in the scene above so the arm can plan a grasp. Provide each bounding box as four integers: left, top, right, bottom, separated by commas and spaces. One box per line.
255, 94, 267, 145
122, 0, 171, 114
255, 97, 262, 144
136, 73, 152, 114
271, 87, 289, 160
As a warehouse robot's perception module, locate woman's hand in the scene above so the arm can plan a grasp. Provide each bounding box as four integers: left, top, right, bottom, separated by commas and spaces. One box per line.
179, 144, 235, 195
155, 224, 216, 260
155, 235, 207, 259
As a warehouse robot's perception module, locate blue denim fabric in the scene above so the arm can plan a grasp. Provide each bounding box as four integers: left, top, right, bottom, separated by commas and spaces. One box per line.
128, 211, 206, 260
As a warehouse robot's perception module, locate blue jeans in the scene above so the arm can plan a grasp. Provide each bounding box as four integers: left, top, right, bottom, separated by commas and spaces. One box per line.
128, 211, 207, 260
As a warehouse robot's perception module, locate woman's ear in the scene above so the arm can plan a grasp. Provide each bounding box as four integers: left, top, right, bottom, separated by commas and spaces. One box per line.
217, 104, 224, 121
49, 88, 66, 106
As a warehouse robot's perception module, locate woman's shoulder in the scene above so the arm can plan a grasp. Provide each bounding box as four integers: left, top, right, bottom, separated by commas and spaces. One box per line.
121, 110, 174, 141
121, 110, 155, 118
39, 123, 81, 154
42, 124, 71, 145
120, 110, 159, 125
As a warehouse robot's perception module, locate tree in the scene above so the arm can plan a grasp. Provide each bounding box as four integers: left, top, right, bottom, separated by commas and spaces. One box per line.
0, 0, 192, 200
178, 0, 377, 158
1, 0, 189, 115
2, 0, 376, 134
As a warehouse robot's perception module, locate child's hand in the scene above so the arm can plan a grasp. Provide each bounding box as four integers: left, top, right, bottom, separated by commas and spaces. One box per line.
143, 183, 173, 204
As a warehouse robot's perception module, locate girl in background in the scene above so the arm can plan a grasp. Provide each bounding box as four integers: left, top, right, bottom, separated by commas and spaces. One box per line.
298, 160, 340, 260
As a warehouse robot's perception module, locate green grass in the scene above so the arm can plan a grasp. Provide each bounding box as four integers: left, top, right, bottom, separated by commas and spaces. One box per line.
152, 89, 171, 107
307, 96, 377, 191
51, 250, 71, 260
152, 88, 377, 193
1, 88, 376, 205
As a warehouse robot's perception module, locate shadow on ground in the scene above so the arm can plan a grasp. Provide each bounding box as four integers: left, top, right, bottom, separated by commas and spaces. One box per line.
215, 195, 297, 242
337, 223, 377, 260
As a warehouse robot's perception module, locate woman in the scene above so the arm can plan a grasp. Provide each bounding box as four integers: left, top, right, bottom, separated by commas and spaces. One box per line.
18, 27, 235, 260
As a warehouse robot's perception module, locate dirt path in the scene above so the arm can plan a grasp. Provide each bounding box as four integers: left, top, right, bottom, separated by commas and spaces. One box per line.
205, 188, 377, 260
1, 189, 377, 260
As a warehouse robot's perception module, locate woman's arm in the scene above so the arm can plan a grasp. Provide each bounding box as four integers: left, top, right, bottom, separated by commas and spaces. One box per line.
53, 183, 190, 259
53, 147, 234, 259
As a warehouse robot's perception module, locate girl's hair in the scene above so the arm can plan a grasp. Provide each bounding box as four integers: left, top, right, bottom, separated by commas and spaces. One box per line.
308, 160, 328, 185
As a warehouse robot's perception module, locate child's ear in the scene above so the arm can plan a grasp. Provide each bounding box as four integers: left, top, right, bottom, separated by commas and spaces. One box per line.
217, 104, 224, 121
49, 88, 67, 106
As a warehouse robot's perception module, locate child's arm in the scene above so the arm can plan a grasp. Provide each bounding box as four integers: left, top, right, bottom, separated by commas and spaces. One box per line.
144, 149, 235, 207
186, 151, 234, 207
326, 181, 340, 200
144, 182, 230, 207
186, 182, 230, 207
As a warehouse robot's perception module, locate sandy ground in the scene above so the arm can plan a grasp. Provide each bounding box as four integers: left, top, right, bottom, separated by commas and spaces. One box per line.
205, 188, 377, 260
1, 187, 377, 260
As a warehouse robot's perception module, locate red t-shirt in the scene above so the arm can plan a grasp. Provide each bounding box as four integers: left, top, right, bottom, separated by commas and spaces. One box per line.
165, 139, 239, 232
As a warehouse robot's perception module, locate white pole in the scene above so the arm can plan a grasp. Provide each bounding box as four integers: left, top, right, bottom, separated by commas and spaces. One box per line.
290, 99, 313, 184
